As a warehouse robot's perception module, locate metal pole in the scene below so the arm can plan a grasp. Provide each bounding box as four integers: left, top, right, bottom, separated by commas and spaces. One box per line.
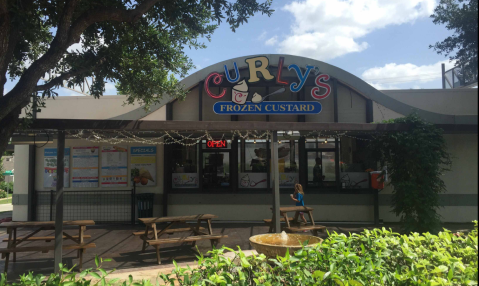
270, 131, 281, 233
54, 130, 65, 273
441, 63, 446, 89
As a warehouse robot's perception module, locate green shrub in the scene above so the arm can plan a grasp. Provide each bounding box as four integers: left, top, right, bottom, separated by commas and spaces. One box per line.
1, 223, 477, 286
0, 190, 7, 199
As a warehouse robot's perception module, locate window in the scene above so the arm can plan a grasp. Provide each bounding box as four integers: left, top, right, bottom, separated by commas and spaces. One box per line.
306, 138, 337, 189
171, 144, 199, 188
202, 152, 230, 188
339, 137, 375, 189
171, 144, 198, 173
238, 139, 268, 189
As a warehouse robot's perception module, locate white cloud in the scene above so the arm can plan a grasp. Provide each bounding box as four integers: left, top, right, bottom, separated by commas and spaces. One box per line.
277, 0, 436, 60
257, 31, 268, 41
265, 36, 278, 46
362, 60, 456, 88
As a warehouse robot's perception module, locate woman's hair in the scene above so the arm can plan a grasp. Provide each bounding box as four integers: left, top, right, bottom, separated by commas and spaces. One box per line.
295, 184, 304, 195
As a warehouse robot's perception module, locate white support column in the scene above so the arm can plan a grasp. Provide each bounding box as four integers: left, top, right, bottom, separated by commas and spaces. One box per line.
12, 145, 30, 221
270, 131, 281, 233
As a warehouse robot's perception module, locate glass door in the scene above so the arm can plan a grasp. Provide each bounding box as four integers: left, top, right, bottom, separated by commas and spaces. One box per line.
202, 151, 230, 188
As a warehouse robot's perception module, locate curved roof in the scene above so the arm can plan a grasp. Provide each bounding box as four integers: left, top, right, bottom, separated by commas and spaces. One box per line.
112, 54, 477, 125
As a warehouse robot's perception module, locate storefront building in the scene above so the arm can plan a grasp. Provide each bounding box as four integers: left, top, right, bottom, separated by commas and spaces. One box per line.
12, 54, 478, 223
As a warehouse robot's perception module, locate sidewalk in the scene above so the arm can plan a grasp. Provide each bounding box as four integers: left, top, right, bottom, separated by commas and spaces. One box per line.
0, 204, 13, 213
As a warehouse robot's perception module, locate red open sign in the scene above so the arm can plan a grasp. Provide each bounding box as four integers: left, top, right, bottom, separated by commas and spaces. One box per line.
206, 140, 228, 149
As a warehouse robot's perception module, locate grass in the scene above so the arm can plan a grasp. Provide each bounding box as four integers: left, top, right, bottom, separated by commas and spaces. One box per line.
0, 193, 12, 204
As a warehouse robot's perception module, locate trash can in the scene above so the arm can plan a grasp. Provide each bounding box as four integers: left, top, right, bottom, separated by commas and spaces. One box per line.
137, 193, 154, 218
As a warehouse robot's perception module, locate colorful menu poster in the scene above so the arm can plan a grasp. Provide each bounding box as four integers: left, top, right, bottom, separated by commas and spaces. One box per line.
72, 147, 99, 187
130, 146, 156, 187
43, 148, 70, 188
172, 173, 198, 188
101, 146, 128, 187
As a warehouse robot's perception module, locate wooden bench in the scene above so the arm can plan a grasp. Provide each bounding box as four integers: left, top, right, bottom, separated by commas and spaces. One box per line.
0, 243, 96, 272
2, 235, 91, 242
137, 215, 226, 264
146, 234, 227, 246
263, 217, 294, 233
132, 227, 205, 236
284, 225, 327, 236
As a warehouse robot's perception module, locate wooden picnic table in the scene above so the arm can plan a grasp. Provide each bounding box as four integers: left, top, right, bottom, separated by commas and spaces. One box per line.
265, 206, 326, 235
134, 214, 227, 264
0, 220, 96, 272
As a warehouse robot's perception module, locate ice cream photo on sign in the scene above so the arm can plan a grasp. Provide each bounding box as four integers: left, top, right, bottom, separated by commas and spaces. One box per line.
232, 80, 248, 105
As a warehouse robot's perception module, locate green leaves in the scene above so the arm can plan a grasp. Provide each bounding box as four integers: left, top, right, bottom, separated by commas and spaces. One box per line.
369, 113, 452, 234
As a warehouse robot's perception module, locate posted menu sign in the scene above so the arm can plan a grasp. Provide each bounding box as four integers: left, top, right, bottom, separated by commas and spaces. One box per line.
72, 147, 99, 187
101, 146, 128, 187
130, 147, 156, 187
43, 148, 70, 188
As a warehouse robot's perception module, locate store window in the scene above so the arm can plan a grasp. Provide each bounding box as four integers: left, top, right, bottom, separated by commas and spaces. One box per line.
171, 144, 199, 188
238, 139, 268, 189
339, 137, 375, 189
306, 138, 337, 189
202, 152, 230, 188
277, 140, 299, 188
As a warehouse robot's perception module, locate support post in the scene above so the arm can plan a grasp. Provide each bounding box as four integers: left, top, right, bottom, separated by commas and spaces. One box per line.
441, 63, 446, 89
54, 130, 65, 273
270, 131, 281, 233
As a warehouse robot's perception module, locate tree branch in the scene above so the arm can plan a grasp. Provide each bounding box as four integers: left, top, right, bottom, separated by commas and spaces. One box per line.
35, 57, 106, 91
0, 0, 162, 122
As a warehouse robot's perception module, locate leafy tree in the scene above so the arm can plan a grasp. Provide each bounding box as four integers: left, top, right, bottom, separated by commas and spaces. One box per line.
369, 113, 452, 234
430, 0, 478, 84
0, 0, 274, 155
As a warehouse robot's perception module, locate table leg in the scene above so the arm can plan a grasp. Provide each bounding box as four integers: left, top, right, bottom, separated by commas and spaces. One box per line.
307, 211, 315, 226
293, 212, 300, 224
151, 223, 161, 265
77, 226, 85, 258
13, 228, 16, 262
141, 224, 150, 253
283, 212, 291, 228
79, 249, 84, 271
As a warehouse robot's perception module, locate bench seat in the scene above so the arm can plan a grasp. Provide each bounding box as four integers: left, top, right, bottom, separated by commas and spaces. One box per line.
284, 225, 326, 234
0, 243, 96, 253
147, 235, 228, 246
263, 217, 294, 223
132, 227, 205, 236
2, 235, 91, 242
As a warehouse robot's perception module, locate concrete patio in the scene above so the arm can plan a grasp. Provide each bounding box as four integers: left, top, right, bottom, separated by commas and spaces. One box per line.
1, 222, 474, 281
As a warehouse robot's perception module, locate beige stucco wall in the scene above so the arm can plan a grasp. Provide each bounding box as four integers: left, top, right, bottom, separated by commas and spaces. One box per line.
381, 89, 478, 116
372, 102, 404, 122
338, 84, 367, 123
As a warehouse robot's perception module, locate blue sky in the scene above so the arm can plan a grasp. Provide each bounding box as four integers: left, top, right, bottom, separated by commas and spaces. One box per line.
4, 0, 458, 96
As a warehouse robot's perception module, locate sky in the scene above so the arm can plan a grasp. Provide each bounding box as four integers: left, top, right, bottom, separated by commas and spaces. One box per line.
3, 0, 461, 96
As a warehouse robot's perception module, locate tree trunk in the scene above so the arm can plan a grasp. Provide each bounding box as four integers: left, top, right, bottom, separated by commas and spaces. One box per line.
0, 109, 21, 155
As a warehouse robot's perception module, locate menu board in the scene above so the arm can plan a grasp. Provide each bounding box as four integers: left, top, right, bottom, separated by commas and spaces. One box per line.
130, 146, 156, 187
72, 147, 99, 187
101, 146, 128, 187
43, 148, 70, 188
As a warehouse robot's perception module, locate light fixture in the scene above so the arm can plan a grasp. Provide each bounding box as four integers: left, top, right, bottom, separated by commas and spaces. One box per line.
324, 138, 328, 144
278, 139, 282, 144
254, 139, 257, 144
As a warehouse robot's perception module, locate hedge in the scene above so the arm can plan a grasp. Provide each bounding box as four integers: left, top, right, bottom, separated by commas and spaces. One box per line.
1, 222, 477, 286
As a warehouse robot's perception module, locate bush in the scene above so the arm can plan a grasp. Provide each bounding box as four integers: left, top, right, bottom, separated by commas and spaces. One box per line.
1, 223, 477, 286
0, 190, 7, 199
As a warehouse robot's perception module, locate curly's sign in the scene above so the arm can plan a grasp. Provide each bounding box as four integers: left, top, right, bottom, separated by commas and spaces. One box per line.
204, 56, 330, 115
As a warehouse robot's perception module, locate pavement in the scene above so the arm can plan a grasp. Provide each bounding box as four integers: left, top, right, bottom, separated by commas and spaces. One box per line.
0, 204, 13, 213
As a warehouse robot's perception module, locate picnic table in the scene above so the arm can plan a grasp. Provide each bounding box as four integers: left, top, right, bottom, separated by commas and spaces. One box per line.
264, 206, 326, 235
0, 220, 96, 272
133, 214, 228, 264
